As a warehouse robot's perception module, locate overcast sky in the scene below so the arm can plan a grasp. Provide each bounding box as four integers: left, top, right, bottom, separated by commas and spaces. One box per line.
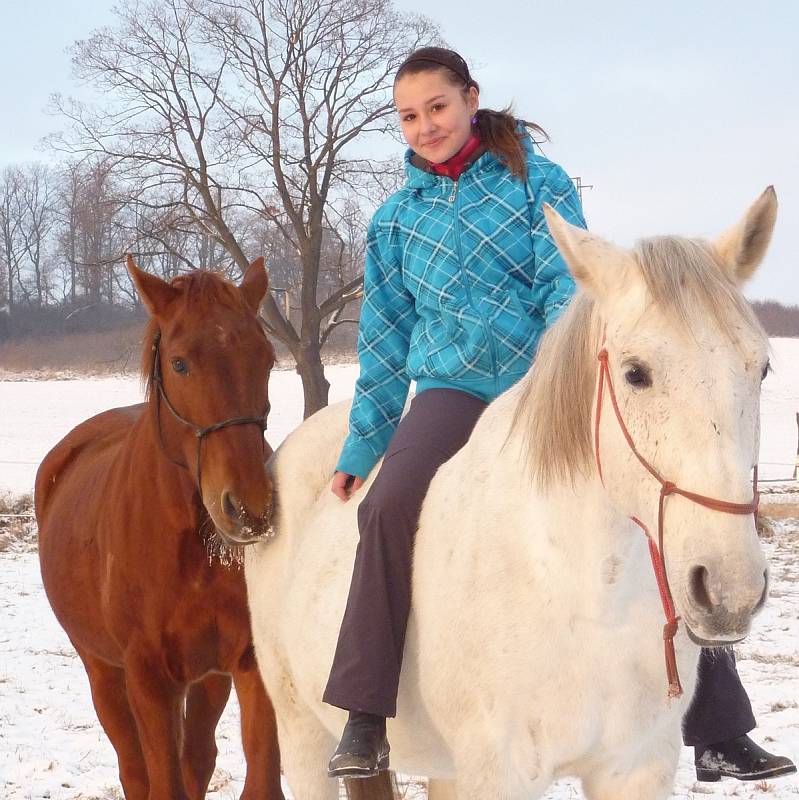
2, 0, 796, 303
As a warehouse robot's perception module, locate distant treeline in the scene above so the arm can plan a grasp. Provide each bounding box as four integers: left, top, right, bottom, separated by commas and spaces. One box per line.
751, 300, 799, 338
0, 301, 145, 342
1, 297, 796, 346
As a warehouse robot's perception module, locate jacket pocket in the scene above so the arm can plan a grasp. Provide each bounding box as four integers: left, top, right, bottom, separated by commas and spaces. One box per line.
480, 289, 538, 359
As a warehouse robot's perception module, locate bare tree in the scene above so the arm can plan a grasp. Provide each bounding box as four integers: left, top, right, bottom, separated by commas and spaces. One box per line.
17, 164, 57, 306
57, 160, 84, 304
54, 0, 438, 415
0, 167, 29, 308
54, 158, 131, 305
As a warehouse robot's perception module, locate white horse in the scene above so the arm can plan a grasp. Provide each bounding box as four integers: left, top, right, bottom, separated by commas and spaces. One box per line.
246, 188, 777, 800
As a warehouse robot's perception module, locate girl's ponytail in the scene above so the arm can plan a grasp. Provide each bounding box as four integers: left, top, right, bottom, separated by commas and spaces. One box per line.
473, 109, 548, 180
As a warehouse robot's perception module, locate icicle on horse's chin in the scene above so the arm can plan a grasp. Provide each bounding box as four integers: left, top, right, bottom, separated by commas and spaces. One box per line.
245, 187, 777, 800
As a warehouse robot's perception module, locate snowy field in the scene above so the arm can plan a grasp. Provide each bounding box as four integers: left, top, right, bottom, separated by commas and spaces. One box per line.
1, 340, 798, 799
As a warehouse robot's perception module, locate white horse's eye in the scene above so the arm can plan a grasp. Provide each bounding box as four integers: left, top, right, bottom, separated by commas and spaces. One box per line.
624, 364, 652, 388
761, 360, 771, 382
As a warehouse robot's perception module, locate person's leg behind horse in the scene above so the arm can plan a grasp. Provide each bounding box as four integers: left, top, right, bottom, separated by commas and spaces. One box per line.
324, 389, 487, 778
684, 647, 796, 782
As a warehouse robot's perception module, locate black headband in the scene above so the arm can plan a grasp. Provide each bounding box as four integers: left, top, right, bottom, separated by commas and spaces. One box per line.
398, 54, 473, 87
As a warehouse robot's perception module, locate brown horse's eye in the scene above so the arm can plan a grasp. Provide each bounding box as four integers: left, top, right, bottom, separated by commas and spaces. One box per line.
171, 357, 188, 374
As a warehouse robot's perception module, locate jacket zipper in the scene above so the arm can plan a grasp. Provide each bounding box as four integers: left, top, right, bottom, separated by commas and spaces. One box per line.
450, 179, 499, 390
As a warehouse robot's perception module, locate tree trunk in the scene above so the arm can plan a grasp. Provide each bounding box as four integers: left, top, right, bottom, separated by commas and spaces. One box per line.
5, 259, 12, 308
295, 343, 330, 419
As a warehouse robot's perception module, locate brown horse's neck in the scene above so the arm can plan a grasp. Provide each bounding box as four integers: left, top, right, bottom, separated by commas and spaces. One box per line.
128, 400, 204, 524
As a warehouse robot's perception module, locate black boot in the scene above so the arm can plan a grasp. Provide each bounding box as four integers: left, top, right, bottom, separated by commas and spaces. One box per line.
695, 734, 797, 781
328, 711, 390, 779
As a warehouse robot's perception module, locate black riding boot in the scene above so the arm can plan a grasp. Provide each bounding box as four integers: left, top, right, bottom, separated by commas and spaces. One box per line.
328, 711, 390, 779
695, 734, 797, 781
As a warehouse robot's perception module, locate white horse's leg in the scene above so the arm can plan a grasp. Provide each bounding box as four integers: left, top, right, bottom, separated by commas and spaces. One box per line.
428, 778, 457, 799
581, 748, 679, 800
276, 707, 339, 800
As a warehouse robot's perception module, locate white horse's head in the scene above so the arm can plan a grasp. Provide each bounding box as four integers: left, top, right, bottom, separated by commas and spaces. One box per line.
542, 189, 776, 645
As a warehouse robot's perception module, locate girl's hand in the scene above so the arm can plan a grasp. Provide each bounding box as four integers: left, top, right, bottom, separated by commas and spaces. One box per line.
331, 470, 364, 501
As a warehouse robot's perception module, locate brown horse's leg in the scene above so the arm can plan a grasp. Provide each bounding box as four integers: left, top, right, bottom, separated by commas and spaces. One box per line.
124, 644, 189, 800
79, 650, 149, 800
180, 672, 233, 799
233, 657, 285, 800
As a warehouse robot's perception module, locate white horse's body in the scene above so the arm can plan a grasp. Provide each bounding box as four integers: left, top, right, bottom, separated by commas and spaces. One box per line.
246, 190, 777, 799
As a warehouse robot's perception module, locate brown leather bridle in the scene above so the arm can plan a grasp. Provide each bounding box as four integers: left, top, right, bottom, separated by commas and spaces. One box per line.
593, 347, 759, 698
150, 330, 269, 495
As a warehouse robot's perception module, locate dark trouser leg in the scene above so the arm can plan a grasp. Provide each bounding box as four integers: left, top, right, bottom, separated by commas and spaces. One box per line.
682, 647, 756, 746
323, 389, 487, 718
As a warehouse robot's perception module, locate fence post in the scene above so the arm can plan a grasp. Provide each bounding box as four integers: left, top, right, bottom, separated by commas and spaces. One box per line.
795, 412, 799, 481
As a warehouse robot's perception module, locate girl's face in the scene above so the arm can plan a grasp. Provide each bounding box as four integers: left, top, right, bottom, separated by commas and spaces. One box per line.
394, 70, 478, 163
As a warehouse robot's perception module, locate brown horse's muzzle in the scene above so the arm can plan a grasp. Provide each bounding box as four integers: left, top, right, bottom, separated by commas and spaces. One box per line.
214, 484, 276, 545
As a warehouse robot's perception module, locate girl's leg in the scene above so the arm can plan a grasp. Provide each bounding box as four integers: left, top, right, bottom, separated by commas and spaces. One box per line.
323, 388, 487, 717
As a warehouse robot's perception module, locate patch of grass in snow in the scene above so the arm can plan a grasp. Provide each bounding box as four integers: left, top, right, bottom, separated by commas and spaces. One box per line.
208, 766, 235, 793
746, 652, 799, 668
70, 789, 122, 800
758, 514, 799, 541
0, 493, 37, 554
770, 699, 799, 712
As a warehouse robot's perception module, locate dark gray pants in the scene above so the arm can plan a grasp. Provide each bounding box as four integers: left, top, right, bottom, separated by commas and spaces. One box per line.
323, 388, 488, 717
682, 647, 755, 746
323, 388, 757, 742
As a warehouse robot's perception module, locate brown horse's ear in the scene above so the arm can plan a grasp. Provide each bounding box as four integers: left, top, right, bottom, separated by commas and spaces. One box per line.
126, 254, 179, 317
240, 256, 269, 313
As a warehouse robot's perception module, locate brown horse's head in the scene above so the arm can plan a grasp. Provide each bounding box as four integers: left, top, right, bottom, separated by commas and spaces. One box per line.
127, 255, 276, 546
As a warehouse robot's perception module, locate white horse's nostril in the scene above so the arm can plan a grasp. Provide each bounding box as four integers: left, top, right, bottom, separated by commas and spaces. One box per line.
754, 569, 769, 613
689, 565, 717, 613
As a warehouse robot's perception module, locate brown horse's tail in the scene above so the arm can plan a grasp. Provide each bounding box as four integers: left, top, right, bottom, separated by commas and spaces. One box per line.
343, 772, 399, 800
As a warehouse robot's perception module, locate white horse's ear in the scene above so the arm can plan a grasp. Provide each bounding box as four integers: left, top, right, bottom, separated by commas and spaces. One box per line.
239, 256, 269, 314
542, 204, 636, 300
713, 186, 777, 283
126, 254, 179, 317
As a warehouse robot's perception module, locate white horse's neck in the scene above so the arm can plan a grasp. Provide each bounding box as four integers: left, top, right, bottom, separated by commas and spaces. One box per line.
531, 475, 658, 618
423, 386, 659, 622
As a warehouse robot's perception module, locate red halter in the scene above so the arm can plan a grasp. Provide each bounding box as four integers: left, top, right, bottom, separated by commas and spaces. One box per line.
593, 347, 760, 698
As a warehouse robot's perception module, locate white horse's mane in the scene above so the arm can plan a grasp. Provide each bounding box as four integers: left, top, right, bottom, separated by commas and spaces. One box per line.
512, 235, 765, 489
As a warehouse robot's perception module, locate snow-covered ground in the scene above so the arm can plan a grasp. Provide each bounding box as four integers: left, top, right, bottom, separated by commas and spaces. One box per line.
1, 340, 797, 799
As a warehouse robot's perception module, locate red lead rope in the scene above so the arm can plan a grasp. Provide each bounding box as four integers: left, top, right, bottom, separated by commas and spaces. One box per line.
593, 348, 760, 698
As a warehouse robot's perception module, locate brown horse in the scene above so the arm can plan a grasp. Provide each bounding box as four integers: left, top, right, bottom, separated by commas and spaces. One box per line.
36, 256, 284, 800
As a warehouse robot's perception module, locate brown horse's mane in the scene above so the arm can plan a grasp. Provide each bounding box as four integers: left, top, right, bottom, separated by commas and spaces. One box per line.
140, 271, 254, 400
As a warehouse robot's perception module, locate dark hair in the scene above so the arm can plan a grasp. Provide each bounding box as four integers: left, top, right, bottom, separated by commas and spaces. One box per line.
395, 47, 548, 179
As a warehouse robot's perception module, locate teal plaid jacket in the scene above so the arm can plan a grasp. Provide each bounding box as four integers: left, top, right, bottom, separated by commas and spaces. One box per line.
337, 134, 587, 479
